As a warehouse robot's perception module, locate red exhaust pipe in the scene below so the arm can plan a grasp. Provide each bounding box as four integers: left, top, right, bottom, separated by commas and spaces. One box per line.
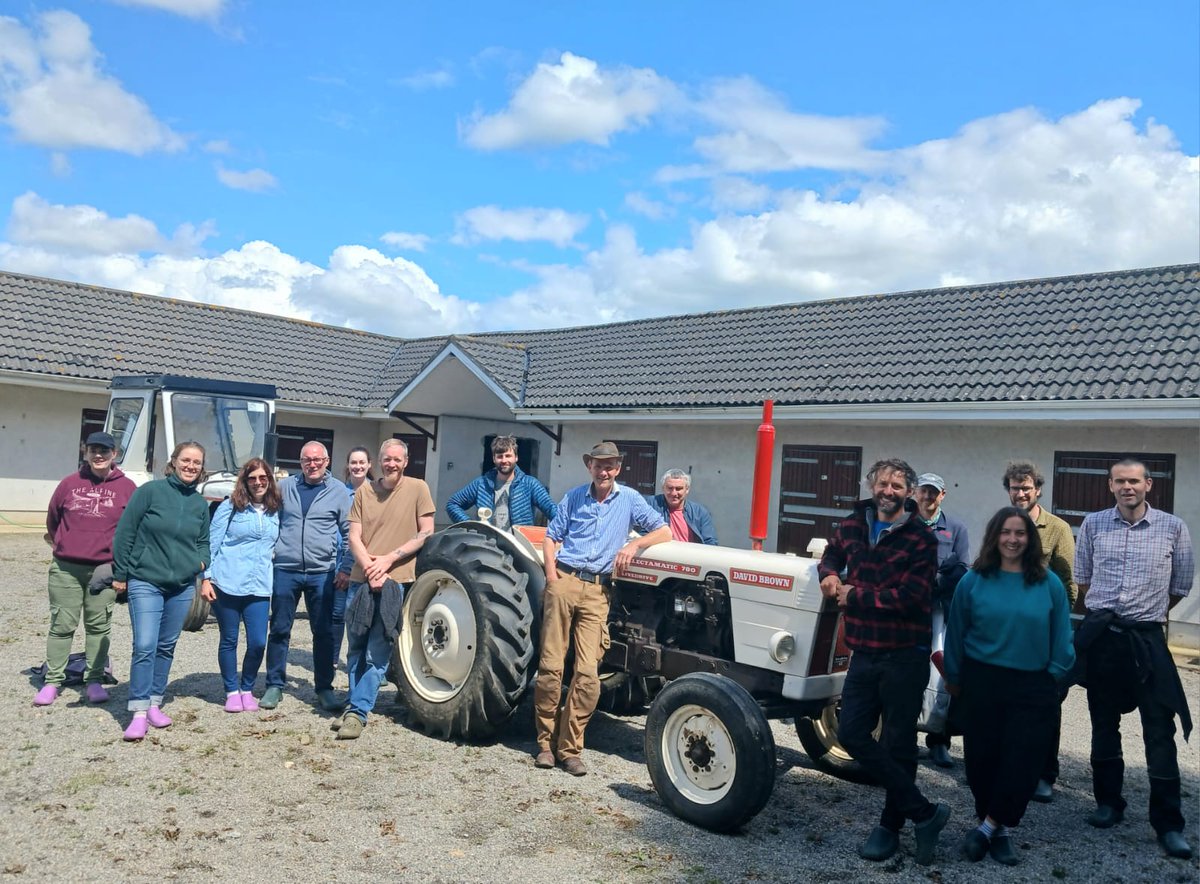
749, 400, 775, 551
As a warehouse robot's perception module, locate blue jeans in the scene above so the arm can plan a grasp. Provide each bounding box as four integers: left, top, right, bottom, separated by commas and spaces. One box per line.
266, 568, 336, 691
332, 583, 349, 671
838, 646, 935, 830
346, 582, 400, 721
212, 589, 270, 693
126, 578, 194, 712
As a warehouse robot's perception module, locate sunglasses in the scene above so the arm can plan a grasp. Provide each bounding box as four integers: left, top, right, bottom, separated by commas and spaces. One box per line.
246, 475, 270, 484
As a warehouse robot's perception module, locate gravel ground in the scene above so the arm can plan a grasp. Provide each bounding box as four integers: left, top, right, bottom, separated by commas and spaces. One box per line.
1, 532, 1197, 883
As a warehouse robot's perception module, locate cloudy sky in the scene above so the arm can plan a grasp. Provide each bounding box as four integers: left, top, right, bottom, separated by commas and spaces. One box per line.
1, 1, 1197, 337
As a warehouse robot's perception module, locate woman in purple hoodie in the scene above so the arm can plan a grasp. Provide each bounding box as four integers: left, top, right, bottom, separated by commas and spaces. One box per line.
35, 431, 136, 706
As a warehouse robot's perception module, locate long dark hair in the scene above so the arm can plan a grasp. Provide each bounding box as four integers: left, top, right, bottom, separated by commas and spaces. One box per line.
972, 506, 1046, 585
230, 458, 281, 514
342, 446, 375, 483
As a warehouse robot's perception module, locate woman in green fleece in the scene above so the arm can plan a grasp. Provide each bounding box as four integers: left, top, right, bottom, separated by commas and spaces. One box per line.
944, 506, 1075, 866
112, 442, 212, 742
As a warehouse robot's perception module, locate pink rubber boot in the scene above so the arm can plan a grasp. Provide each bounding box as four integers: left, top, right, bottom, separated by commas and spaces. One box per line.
147, 706, 172, 728
240, 692, 260, 712
33, 684, 59, 707
123, 714, 149, 741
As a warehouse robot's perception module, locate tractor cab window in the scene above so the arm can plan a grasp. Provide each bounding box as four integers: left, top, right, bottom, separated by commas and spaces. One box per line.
169, 393, 269, 475
105, 398, 145, 466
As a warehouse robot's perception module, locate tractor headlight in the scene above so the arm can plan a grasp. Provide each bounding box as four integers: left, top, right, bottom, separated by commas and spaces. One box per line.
769, 631, 796, 664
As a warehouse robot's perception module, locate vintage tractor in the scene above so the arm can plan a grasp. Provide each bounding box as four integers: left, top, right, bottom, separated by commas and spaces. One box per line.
103, 374, 279, 630
390, 403, 868, 832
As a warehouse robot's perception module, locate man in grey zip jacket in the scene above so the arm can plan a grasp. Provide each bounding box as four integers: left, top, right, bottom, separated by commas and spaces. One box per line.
262, 441, 351, 711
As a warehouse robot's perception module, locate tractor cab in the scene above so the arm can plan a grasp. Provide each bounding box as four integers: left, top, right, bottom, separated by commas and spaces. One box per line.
104, 374, 279, 502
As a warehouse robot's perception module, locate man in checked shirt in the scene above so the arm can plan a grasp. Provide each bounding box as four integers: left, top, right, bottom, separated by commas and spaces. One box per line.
819, 457, 950, 866
1075, 458, 1195, 860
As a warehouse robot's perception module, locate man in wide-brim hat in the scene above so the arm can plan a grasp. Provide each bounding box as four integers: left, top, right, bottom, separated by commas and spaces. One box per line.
533, 441, 671, 776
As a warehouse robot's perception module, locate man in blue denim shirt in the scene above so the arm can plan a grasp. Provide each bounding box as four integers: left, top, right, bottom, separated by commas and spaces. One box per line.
533, 441, 670, 776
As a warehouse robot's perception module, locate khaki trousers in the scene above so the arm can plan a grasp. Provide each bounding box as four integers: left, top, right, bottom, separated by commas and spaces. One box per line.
533, 573, 610, 759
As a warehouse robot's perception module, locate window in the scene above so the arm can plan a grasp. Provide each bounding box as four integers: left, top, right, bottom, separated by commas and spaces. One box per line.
1052, 451, 1176, 528
105, 397, 146, 466
277, 425, 335, 472
776, 445, 863, 556
79, 408, 106, 447
480, 435, 540, 479
611, 440, 658, 495
393, 433, 428, 480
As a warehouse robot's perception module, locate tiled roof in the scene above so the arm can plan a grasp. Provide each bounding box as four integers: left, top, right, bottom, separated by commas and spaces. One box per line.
0, 272, 399, 407
1, 264, 1196, 412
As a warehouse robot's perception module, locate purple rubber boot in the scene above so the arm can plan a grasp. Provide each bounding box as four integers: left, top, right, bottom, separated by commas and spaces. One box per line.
86, 683, 110, 704
123, 715, 149, 741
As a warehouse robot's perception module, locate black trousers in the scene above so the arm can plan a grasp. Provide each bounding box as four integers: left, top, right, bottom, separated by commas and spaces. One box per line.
959, 656, 1059, 827
839, 646, 933, 831
1086, 628, 1185, 834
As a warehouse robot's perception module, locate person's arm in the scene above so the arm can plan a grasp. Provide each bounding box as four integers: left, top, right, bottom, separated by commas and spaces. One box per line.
542, 535, 560, 583
201, 500, 231, 601
334, 489, 353, 588
693, 502, 718, 545
363, 513, 435, 589
1073, 517, 1095, 612
818, 532, 848, 597
530, 479, 558, 523
111, 484, 150, 590
1167, 522, 1194, 610
542, 492, 571, 581
615, 525, 672, 574
1048, 523, 1077, 608
952, 521, 970, 565
195, 498, 211, 573
1046, 574, 1076, 680
445, 478, 478, 524
45, 479, 65, 543
942, 571, 974, 693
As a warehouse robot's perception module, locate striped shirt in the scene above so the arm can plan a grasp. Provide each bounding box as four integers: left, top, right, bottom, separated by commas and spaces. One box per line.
1076, 504, 1195, 623
547, 481, 666, 573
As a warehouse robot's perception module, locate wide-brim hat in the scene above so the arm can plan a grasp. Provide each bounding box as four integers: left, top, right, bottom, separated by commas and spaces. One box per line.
582, 441, 623, 464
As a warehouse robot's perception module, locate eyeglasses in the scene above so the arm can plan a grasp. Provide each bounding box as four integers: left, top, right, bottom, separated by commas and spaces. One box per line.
300, 457, 327, 465
247, 475, 270, 484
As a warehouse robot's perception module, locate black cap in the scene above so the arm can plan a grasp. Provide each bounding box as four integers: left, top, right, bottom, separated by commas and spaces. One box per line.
85, 431, 117, 450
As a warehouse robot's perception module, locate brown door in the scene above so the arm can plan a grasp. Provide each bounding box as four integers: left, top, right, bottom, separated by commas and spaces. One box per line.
393, 433, 428, 480
776, 445, 862, 555
612, 440, 659, 495
1053, 451, 1176, 527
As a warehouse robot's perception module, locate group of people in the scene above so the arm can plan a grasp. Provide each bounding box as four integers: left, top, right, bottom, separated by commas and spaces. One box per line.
35, 431, 440, 742
819, 456, 1194, 866
35, 433, 1193, 865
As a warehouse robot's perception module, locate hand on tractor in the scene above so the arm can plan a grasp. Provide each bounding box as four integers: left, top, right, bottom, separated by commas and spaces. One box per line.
819, 574, 841, 598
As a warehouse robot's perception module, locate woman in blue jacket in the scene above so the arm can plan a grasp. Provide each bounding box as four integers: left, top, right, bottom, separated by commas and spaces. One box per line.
944, 506, 1075, 867
200, 458, 281, 713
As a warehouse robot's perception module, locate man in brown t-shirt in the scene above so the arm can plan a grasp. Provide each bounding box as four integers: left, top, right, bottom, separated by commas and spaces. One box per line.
339, 439, 436, 738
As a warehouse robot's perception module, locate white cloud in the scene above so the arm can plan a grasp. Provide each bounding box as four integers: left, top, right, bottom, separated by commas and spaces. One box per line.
0, 11, 185, 154
660, 77, 886, 179
498, 99, 1200, 324
624, 192, 673, 220
216, 165, 279, 192
461, 52, 677, 150
393, 67, 454, 91
710, 177, 772, 212
49, 152, 72, 177
292, 246, 480, 336
380, 231, 432, 252
455, 206, 589, 247
8, 191, 165, 255
202, 138, 232, 154
111, 0, 226, 20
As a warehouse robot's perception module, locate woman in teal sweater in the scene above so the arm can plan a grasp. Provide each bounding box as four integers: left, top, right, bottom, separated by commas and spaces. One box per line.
112, 442, 211, 742
944, 505, 1075, 867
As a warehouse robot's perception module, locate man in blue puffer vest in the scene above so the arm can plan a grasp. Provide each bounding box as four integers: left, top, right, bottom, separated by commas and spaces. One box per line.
645, 469, 718, 545
445, 435, 557, 529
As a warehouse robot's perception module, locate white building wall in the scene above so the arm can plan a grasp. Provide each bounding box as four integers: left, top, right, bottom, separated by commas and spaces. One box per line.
541, 419, 1200, 646
0, 383, 109, 514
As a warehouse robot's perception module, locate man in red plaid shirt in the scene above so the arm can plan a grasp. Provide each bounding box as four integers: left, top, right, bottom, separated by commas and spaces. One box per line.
819, 457, 949, 865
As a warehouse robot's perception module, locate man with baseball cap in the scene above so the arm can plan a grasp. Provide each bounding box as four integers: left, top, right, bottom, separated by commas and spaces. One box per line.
913, 473, 970, 768
533, 441, 671, 776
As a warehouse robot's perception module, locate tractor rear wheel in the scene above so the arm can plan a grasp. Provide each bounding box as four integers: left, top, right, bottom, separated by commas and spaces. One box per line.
182, 578, 210, 632
391, 528, 535, 741
795, 701, 878, 784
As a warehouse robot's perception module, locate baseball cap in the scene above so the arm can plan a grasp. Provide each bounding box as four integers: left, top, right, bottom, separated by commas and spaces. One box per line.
916, 472, 945, 492
85, 431, 117, 450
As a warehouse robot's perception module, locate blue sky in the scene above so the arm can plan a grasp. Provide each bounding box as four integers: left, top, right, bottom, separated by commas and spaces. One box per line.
1, 1, 1197, 337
